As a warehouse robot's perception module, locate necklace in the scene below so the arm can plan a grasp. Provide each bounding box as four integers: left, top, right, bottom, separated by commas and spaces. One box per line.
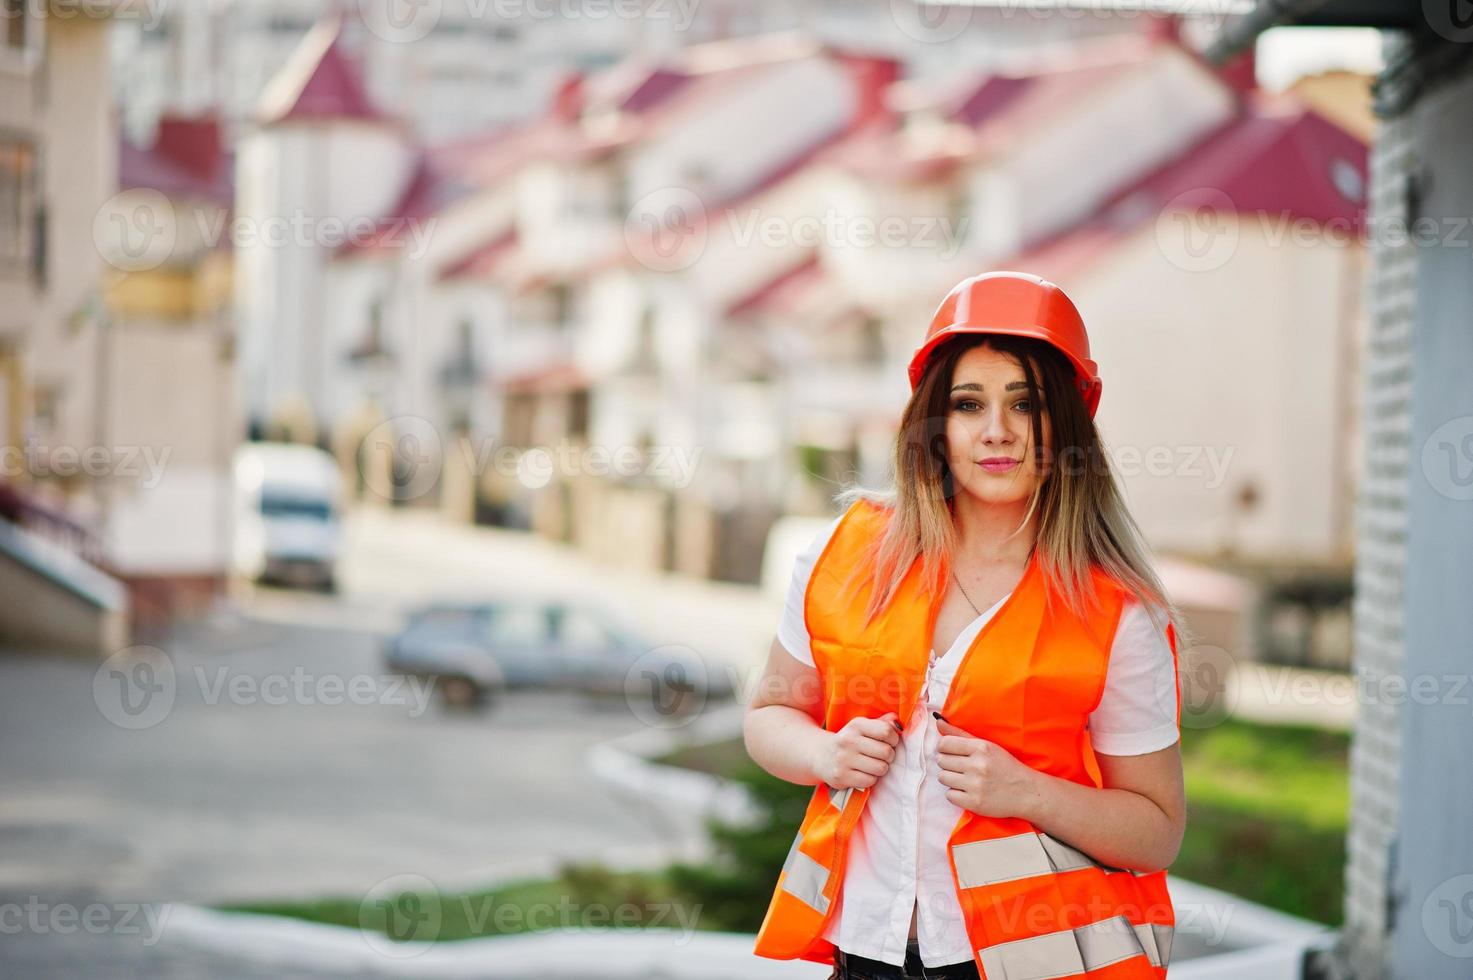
952, 569, 984, 616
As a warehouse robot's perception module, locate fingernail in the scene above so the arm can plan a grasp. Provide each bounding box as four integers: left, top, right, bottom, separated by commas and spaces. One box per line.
932, 711, 946, 722
892, 720, 904, 733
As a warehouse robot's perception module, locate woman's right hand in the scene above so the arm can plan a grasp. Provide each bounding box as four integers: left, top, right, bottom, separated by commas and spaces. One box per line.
814, 712, 902, 790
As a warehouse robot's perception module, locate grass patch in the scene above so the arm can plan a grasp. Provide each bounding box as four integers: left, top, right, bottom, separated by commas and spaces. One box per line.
229, 719, 1348, 942
1175, 715, 1348, 925
220, 862, 699, 942
650, 736, 753, 776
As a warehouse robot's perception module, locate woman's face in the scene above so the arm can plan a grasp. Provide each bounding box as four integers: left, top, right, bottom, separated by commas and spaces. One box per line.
943, 343, 1051, 506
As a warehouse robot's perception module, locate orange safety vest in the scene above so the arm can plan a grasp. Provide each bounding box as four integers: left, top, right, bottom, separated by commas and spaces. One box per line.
753, 497, 1181, 978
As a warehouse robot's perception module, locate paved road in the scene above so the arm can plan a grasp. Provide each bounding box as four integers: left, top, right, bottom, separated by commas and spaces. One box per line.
0, 503, 781, 974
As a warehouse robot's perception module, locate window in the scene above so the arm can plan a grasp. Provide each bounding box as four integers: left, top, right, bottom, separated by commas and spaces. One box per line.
552, 608, 611, 650
410, 606, 481, 633
0, 139, 36, 272
486, 605, 550, 648
4, 0, 30, 51
259, 493, 333, 522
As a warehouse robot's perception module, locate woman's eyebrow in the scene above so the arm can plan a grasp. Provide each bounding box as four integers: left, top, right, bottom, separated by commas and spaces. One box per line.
949, 381, 1029, 393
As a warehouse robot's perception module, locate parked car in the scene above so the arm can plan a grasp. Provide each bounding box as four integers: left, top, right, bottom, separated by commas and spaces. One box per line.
383, 597, 735, 713
232, 442, 342, 591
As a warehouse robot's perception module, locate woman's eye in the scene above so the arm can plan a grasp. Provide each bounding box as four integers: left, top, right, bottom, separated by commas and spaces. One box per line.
1014, 400, 1032, 413
954, 399, 980, 412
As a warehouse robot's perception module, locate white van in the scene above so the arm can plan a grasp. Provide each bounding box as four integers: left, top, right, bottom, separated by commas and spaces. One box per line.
232, 442, 342, 591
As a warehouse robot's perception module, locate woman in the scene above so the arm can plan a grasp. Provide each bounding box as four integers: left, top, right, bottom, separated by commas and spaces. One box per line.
745, 271, 1188, 980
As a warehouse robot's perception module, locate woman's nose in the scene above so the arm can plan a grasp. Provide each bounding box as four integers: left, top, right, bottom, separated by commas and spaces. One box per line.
980, 405, 1013, 443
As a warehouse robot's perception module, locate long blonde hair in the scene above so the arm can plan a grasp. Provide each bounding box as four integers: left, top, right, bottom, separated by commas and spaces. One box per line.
834, 332, 1192, 648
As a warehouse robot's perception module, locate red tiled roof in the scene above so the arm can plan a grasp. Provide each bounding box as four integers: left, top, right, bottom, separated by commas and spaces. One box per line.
336, 152, 474, 257
723, 253, 823, 319
818, 115, 971, 184
621, 68, 694, 113
1009, 96, 1369, 282
119, 114, 233, 206
257, 14, 389, 125
438, 229, 518, 283
950, 75, 1034, 128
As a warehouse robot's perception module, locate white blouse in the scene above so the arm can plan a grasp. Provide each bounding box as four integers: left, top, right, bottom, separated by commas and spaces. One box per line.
776, 517, 1181, 967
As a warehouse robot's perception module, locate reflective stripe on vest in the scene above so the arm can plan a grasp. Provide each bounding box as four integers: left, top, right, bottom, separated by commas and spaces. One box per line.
777, 783, 855, 914
977, 915, 1173, 979
779, 831, 830, 914
952, 831, 1150, 888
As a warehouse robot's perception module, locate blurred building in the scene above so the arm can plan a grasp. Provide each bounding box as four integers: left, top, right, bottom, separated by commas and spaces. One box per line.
110, 0, 1140, 146
100, 114, 239, 625
0, 2, 130, 654
230, 11, 1375, 599
1199, 3, 1473, 979
233, 12, 418, 448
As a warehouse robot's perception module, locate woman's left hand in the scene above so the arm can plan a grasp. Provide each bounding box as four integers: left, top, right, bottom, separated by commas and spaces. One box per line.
934, 715, 1042, 819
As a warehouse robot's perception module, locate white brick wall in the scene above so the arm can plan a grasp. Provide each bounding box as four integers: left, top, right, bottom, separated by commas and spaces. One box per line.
1324, 33, 1417, 980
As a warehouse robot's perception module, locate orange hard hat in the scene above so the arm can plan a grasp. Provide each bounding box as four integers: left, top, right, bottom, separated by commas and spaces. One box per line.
907, 271, 1102, 417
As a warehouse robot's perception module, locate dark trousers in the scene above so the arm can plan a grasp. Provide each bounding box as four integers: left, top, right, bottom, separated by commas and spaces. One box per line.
827, 939, 980, 980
